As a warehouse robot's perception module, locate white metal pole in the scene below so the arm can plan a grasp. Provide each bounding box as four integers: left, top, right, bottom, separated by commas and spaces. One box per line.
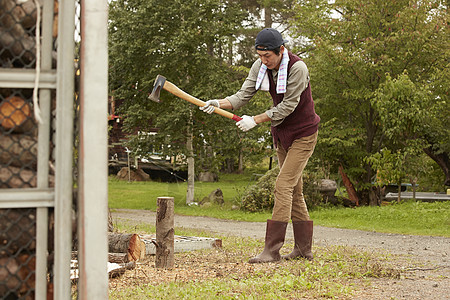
54, 0, 76, 299
35, 0, 55, 297
78, 0, 109, 299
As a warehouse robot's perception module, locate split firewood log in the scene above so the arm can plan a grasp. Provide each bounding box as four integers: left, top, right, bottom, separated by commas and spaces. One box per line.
0, 166, 35, 188
0, 0, 36, 66
0, 0, 59, 67
0, 166, 55, 188
0, 254, 36, 299
7, 0, 38, 29
0, 0, 38, 29
0, 96, 34, 133
0, 134, 37, 168
0, 208, 36, 256
0, 27, 35, 66
107, 233, 145, 262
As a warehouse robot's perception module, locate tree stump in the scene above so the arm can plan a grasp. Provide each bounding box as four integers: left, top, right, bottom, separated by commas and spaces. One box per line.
155, 197, 174, 269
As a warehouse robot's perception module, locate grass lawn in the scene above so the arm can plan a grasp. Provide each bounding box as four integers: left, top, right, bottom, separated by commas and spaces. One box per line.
109, 174, 450, 237
108, 225, 401, 300
106, 173, 449, 299
310, 201, 450, 237
108, 173, 272, 221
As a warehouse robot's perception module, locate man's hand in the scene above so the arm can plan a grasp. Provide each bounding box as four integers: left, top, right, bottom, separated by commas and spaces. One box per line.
236, 115, 257, 132
199, 99, 220, 114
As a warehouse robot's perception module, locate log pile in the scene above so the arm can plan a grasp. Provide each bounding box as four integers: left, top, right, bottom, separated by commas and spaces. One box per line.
0, 254, 35, 298
0, 94, 47, 187
0, 0, 58, 68
1, 1, 57, 298
71, 233, 146, 279
0, 94, 55, 189
0, 0, 59, 188
0, 208, 36, 299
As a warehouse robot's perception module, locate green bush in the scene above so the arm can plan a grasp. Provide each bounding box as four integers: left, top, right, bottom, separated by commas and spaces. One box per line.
240, 166, 279, 212
240, 165, 323, 212
302, 171, 324, 208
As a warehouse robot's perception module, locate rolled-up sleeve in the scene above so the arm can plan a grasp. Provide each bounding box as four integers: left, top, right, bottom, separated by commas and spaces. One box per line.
265, 60, 310, 125
226, 60, 261, 110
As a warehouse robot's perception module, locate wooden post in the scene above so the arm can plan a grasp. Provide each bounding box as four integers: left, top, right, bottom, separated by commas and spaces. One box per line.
155, 197, 174, 269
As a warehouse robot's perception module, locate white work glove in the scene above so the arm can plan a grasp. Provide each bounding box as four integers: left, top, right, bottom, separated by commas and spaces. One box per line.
199, 99, 220, 114
236, 115, 257, 132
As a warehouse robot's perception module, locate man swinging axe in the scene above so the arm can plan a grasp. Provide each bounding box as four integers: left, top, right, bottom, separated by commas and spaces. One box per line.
200, 28, 320, 263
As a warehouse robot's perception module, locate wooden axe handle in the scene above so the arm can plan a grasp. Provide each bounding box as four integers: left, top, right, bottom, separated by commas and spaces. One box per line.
162, 80, 243, 122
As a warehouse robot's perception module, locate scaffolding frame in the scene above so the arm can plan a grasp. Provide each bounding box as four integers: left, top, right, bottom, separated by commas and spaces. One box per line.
0, 0, 108, 298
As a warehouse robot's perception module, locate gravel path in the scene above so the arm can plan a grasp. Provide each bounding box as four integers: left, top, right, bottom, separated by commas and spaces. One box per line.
112, 209, 450, 299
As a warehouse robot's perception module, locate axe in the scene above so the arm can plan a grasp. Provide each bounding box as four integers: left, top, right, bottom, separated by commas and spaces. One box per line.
149, 75, 243, 122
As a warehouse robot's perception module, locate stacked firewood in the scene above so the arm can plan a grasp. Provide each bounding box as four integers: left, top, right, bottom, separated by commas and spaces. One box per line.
70, 233, 147, 279
0, 94, 44, 188
1, 1, 59, 298
0, 0, 58, 68
0, 0, 60, 188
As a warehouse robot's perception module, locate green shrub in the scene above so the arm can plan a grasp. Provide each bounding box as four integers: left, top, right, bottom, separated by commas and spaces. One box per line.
302, 171, 324, 208
240, 166, 279, 212
240, 165, 323, 212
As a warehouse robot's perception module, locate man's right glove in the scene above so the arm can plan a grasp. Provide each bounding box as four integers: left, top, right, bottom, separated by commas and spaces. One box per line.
199, 99, 220, 114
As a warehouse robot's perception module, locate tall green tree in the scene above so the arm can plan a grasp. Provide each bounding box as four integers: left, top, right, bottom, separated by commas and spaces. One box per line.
109, 0, 250, 203
289, 0, 449, 200
371, 72, 448, 188
229, 0, 297, 67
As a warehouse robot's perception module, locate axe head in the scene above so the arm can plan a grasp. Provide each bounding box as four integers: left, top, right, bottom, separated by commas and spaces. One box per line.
148, 75, 166, 103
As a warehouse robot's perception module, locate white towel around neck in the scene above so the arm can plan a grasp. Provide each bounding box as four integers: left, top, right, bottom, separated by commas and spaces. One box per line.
255, 49, 290, 94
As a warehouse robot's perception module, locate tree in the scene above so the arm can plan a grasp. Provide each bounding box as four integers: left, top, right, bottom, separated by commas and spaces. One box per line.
109, 0, 249, 203
288, 0, 449, 201
369, 72, 447, 192
229, 0, 297, 67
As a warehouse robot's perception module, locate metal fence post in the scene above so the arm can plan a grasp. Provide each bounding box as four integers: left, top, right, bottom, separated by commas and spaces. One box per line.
77, 0, 109, 298
54, 0, 76, 298
35, 0, 56, 298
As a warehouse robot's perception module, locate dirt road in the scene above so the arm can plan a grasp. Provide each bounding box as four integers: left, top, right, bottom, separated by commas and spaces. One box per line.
112, 209, 450, 299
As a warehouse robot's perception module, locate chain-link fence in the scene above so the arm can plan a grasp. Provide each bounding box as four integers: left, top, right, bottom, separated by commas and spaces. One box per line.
0, 208, 36, 299
1, 0, 60, 299
1, 0, 107, 298
0, 89, 40, 188
0, 0, 38, 68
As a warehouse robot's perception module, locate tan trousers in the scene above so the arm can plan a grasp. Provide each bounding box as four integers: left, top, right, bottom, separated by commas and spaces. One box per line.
272, 131, 318, 222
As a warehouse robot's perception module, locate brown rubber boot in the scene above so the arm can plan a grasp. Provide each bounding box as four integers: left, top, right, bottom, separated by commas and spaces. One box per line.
282, 220, 313, 260
248, 219, 288, 263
